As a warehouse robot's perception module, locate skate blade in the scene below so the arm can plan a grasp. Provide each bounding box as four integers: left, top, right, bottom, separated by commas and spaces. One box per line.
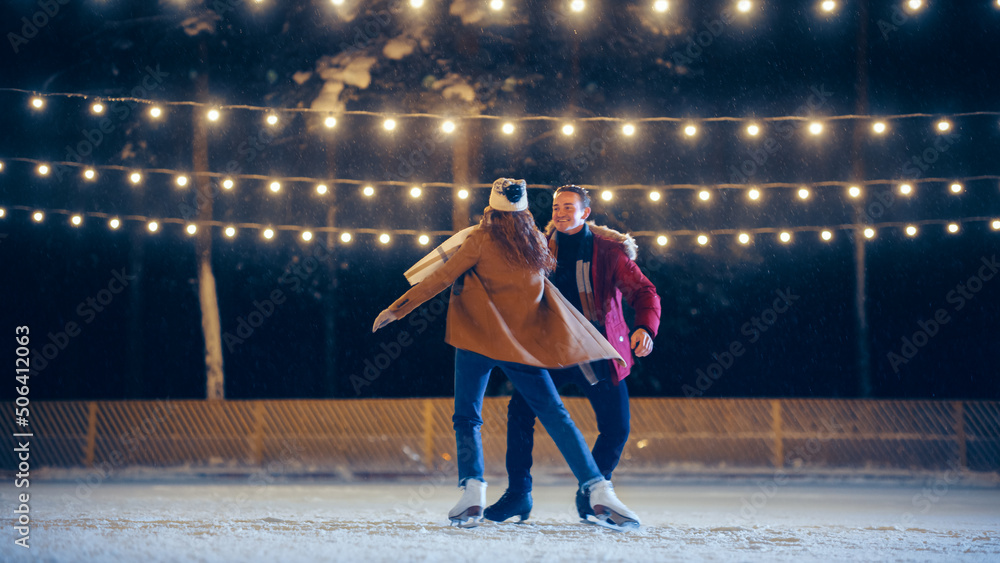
587, 510, 641, 532
449, 516, 482, 528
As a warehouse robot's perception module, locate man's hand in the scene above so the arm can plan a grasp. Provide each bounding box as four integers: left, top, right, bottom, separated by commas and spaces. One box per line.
630, 328, 653, 357
372, 308, 398, 333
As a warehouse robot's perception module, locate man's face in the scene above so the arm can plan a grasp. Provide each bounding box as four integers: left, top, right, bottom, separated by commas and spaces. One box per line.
552, 191, 590, 235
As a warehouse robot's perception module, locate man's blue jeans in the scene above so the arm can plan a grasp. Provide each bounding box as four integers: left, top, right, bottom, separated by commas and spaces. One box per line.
504, 361, 630, 492
452, 349, 603, 490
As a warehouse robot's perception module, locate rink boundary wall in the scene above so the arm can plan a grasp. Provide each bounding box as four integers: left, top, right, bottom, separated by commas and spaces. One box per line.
2, 398, 998, 476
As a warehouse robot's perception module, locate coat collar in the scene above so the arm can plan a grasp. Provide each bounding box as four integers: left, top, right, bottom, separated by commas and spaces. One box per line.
544, 220, 638, 261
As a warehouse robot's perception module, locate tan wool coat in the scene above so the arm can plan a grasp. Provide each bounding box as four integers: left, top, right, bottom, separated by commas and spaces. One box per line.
389, 226, 625, 369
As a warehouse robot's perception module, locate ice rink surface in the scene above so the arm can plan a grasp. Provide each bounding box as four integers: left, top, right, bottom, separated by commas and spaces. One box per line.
2, 475, 998, 562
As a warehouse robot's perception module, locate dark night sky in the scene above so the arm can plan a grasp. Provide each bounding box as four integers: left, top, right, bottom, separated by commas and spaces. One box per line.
1, 0, 998, 401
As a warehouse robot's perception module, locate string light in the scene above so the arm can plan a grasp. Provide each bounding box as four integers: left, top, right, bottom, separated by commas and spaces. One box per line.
601, 190, 613, 201
379, 233, 391, 244
820, 230, 833, 241
0, 161, 4, 171
0, 208, 5, 218
109, 218, 120, 230
501, 122, 515, 135
70, 215, 82, 226
266, 114, 279, 126
147, 221, 158, 232
906, 0, 924, 12
738, 233, 751, 245
441, 120, 456, 134
863, 227, 876, 239
570, 0, 586, 13
819, 1, 836, 13
747, 188, 761, 201
622, 123, 636, 136
409, 0, 425, 8
808, 122, 824, 135
899, 183, 913, 195
947, 223, 960, 234
130, 172, 142, 184
905, 225, 918, 237
698, 190, 711, 201
84, 169, 97, 180
302, 231, 313, 241
186, 224, 198, 235
697, 234, 709, 246
263, 228, 274, 240
207, 109, 221, 122
32, 211, 44, 222
457, 189, 469, 199
324, 116, 337, 128
872, 121, 887, 134
561, 124, 575, 136
489, 0, 504, 11
149, 107, 162, 119
222, 178, 235, 190
649, 191, 661, 202
224, 226, 236, 238
269, 181, 281, 193
340, 232, 352, 243
936, 119, 951, 132
37, 164, 50, 176
362, 185, 375, 197
746, 124, 760, 137
316, 184, 328, 195
683, 124, 698, 137
656, 235, 668, 246
779, 231, 792, 243
737, 1, 752, 14
383, 118, 396, 131
418, 234, 430, 245
176, 175, 189, 188
653, 1, 669, 13
847, 186, 862, 198
798, 188, 811, 200
91, 103, 104, 114
410, 186, 422, 198
949, 182, 963, 194
30, 97, 44, 109
992, 220, 1000, 230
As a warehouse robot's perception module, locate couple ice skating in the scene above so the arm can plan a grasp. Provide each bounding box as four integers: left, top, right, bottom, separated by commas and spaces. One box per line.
372, 178, 661, 530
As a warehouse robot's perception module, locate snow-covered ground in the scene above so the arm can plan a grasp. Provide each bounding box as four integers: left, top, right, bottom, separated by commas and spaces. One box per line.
2, 475, 998, 562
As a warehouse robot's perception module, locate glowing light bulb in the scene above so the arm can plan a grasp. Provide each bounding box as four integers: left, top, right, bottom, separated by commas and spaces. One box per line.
410, 0, 424, 7
457, 189, 469, 200
222, 179, 234, 190
737, 1, 752, 13
899, 183, 913, 195
302, 231, 313, 241
936, 119, 951, 132
316, 184, 328, 195
808, 122, 824, 135
207, 109, 220, 121
383, 118, 396, 131
601, 190, 613, 201
654, 0, 669, 13
738, 233, 750, 245
130, 172, 142, 184
683, 124, 697, 137
820, 0, 836, 12
697, 235, 709, 246
798, 188, 810, 200
0, 208, 4, 218
225, 226, 236, 238
779, 232, 792, 243
821, 230, 833, 241
340, 232, 352, 243
906, 0, 923, 12
441, 120, 456, 134
0, 161, 4, 171
110, 218, 121, 230
562, 124, 575, 136
991, 220, 1000, 230
418, 234, 430, 245
501, 122, 515, 135
269, 181, 281, 193
863, 228, 875, 239
324, 116, 337, 129
149, 107, 162, 119
37, 164, 50, 176
31, 97, 44, 109
70, 215, 82, 226
649, 191, 661, 202
147, 221, 159, 232
362, 185, 375, 197
84, 169, 96, 180
747, 188, 761, 201
490, 0, 504, 11
570, 0, 585, 13
872, 121, 887, 134
947, 223, 959, 234
622, 123, 636, 136
186, 224, 197, 235
92, 103, 104, 114
32, 211, 44, 222
379, 233, 391, 244
656, 235, 668, 246
266, 114, 278, 126
176, 175, 189, 187
746, 124, 760, 137
905, 225, 918, 237
263, 228, 275, 240
848, 186, 861, 198
698, 190, 711, 201
949, 183, 963, 194
410, 187, 422, 198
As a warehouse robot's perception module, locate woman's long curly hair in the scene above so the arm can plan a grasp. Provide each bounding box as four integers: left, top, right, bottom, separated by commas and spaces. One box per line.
481, 207, 556, 274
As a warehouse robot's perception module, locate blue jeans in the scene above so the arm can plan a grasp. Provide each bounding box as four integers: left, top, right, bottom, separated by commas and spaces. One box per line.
452, 349, 603, 490
504, 361, 630, 492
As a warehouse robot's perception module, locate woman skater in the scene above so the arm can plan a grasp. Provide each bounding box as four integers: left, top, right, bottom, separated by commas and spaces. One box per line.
372, 178, 640, 529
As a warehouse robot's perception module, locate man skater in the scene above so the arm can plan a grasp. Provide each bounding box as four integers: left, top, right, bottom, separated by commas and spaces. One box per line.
485, 184, 661, 523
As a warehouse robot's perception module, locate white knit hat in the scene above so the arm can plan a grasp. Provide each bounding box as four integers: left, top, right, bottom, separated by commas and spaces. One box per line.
489, 178, 528, 212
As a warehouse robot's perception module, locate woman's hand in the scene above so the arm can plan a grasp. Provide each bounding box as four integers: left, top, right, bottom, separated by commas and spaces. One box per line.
372, 308, 398, 332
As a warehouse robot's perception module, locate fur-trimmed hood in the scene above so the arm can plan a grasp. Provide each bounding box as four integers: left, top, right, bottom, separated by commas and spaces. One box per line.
544, 221, 638, 260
